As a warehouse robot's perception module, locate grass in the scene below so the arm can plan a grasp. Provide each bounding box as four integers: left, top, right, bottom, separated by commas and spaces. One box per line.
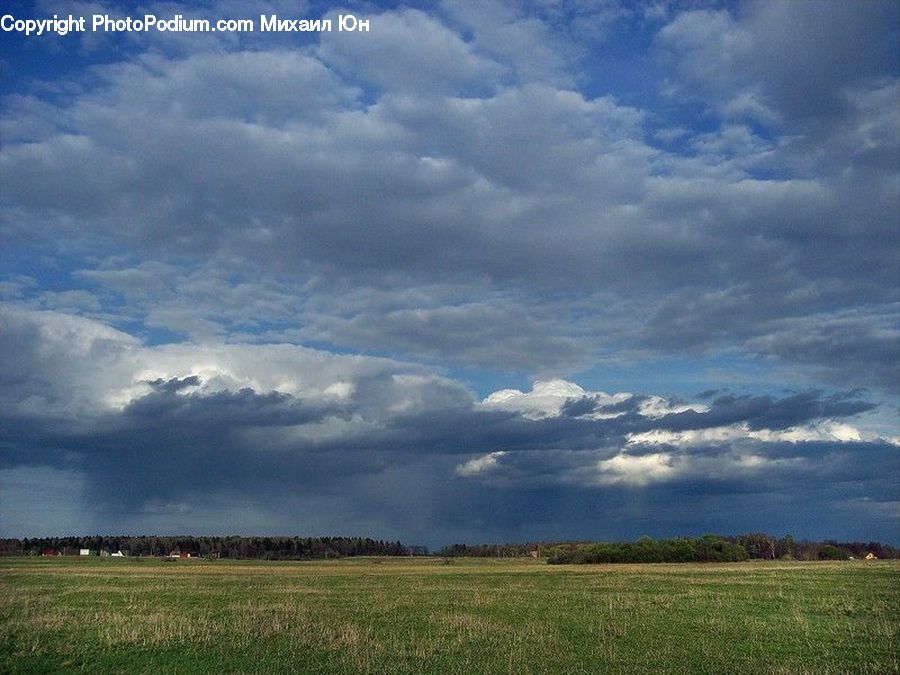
1, 556, 897, 674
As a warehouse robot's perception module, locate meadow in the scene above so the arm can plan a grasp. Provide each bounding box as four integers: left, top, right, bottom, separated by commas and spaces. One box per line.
1, 556, 897, 674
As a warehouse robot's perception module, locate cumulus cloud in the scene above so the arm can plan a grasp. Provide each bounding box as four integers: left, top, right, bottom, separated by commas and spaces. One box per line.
455, 451, 508, 477
655, 1, 899, 127
597, 451, 676, 486
4, 38, 894, 388
2, 307, 893, 542
319, 8, 502, 95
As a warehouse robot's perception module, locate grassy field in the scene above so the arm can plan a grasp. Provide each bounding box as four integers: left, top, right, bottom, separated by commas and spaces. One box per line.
1, 556, 897, 674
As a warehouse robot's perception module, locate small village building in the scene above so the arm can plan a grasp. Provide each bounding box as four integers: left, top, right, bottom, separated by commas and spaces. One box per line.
865, 552, 878, 560
111, 550, 125, 557
79, 549, 91, 556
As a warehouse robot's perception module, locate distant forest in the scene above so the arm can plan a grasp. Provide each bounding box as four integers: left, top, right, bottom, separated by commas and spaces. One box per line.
1, 533, 895, 562
0, 536, 424, 559
439, 534, 898, 563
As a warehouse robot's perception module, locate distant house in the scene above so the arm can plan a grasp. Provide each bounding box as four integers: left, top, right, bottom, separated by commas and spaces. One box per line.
865, 552, 878, 560
79, 549, 92, 556
41, 548, 60, 557
168, 551, 192, 559
111, 550, 125, 557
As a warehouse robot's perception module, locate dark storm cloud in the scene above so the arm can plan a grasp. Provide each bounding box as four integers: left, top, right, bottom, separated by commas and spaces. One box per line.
0, 308, 886, 522
562, 395, 647, 418
122, 379, 338, 430
319, 434, 900, 545
2, 386, 889, 521
560, 395, 601, 418
0, 305, 895, 543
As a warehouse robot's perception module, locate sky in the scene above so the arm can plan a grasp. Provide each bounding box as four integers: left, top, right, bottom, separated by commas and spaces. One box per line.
1, 0, 898, 548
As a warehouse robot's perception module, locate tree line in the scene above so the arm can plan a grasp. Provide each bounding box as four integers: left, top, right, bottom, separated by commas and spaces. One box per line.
438, 534, 898, 564
0, 535, 426, 559
2, 532, 895, 562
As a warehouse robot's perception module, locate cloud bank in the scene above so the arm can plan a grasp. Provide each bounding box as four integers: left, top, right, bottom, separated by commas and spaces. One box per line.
1, 0, 897, 543
1, 306, 895, 544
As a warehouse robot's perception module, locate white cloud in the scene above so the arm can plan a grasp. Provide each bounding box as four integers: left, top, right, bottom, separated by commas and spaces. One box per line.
637, 395, 707, 418
455, 451, 508, 477
0, 304, 469, 421
481, 379, 704, 420
319, 8, 502, 95
597, 451, 676, 486
0, 305, 140, 417
482, 379, 590, 418
441, 0, 575, 86
626, 420, 873, 447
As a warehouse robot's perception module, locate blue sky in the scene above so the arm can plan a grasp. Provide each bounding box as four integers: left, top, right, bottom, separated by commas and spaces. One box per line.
1, 0, 898, 547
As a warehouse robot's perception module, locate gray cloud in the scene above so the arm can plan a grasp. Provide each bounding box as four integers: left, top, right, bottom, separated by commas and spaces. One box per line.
655, 2, 899, 127
744, 309, 900, 395
319, 8, 503, 95
1, 307, 893, 544
652, 392, 877, 433
1, 2, 898, 542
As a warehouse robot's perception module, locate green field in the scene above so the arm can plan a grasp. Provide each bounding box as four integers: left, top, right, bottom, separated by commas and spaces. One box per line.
1, 557, 897, 674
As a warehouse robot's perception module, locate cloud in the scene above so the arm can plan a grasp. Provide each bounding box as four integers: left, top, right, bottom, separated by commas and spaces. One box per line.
296, 290, 593, 372
744, 308, 900, 395
441, 0, 577, 86
0, 466, 89, 536
121, 378, 332, 430
650, 392, 877, 433
483, 379, 597, 418
2, 309, 891, 541
3, 10, 896, 391
627, 419, 874, 448
655, 2, 899, 127
597, 451, 675, 486
455, 451, 507, 477
319, 8, 502, 95
1, 3, 898, 543
0, 304, 140, 419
